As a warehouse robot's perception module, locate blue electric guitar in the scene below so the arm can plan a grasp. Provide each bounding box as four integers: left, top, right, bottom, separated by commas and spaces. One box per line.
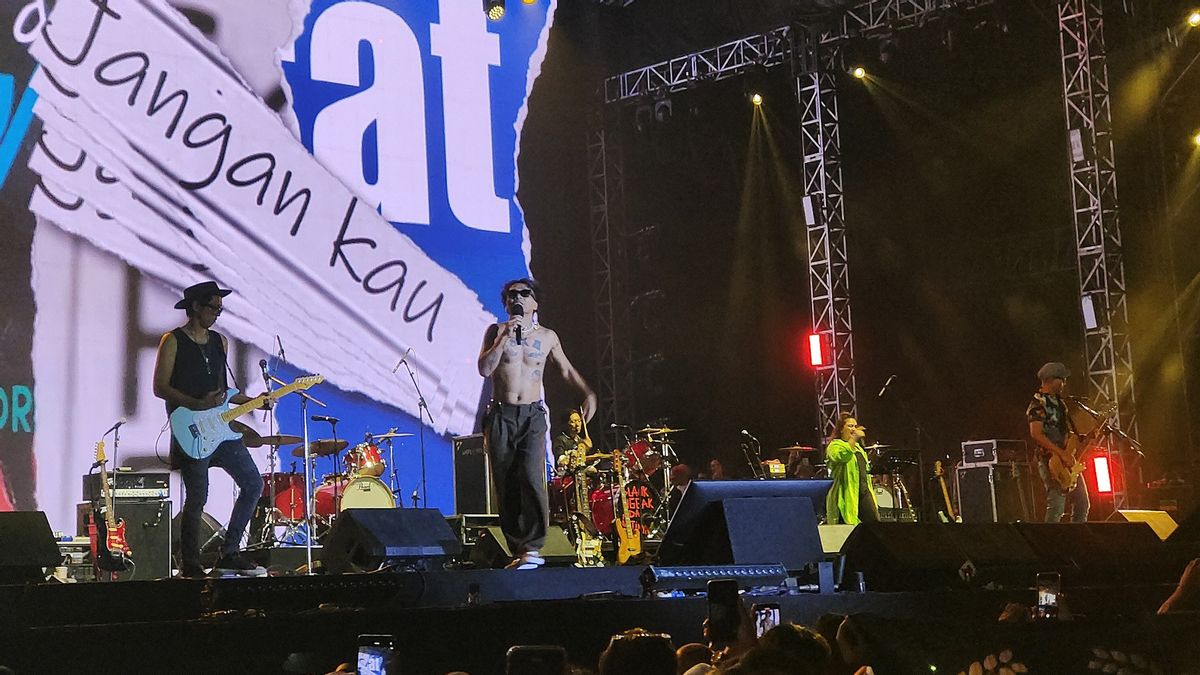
170, 375, 324, 459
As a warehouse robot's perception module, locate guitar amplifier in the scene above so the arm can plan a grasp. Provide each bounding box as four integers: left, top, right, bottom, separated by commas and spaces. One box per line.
83, 471, 170, 501
955, 464, 1036, 523
961, 439, 1028, 468
452, 434, 495, 515
76, 500, 173, 580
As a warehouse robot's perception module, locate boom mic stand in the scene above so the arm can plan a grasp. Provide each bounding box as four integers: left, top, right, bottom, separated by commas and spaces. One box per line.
269, 373, 326, 574
397, 355, 433, 508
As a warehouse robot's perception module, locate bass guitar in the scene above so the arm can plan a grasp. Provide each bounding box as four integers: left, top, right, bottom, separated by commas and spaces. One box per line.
571, 408, 604, 567
610, 448, 642, 565
934, 460, 961, 523
89, 440, 131, 574
170, 375, 323, 459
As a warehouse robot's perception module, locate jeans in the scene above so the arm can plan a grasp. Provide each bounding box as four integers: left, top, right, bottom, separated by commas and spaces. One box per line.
178, 439, 263, 567
485, 401, 549, 555
1037, 457, 1089, 523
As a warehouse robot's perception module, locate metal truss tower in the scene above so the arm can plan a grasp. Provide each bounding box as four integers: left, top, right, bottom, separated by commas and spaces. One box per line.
795, 27, 857, 436
587, 112, 635, 431
1057, 0, 1138, 451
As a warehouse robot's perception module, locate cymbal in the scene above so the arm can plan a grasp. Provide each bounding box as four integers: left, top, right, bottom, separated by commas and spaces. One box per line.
255, 434, 303, 447
637, 427, 686, 435
863, 442, 892, 451
779, 445, 818, 452
369, 431, 414, 440
292, 439, 348, 457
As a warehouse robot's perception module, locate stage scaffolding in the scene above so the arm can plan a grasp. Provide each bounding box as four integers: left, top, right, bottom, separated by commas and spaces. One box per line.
591, 0, 1138, 442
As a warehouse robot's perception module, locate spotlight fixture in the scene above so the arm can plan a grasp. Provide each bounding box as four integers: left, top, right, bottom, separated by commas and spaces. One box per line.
1193, 131, 1200, 146
484, 0, 505, 20
851, 66, 867, 79
750, 92, 763, 106
1188, 10, 1200, 27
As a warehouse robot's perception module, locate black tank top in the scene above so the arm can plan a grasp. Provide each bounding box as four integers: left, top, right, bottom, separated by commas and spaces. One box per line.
166, 327, 228, 415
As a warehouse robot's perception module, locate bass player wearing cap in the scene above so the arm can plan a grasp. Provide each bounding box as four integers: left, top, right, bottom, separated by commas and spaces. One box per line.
1026, 362, 1089, 523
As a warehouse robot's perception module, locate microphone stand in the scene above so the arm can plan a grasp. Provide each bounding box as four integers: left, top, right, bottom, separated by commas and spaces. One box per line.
262, 359, 276, 549
398, 356, 433, 508
270, 373, 326, 574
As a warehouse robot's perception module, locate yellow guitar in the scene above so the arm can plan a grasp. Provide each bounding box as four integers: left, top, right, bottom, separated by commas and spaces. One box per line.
611, 448, 642, 565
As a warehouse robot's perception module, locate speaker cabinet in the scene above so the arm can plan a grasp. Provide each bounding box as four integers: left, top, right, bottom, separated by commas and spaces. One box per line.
452, 434, 494, 515
659, 496, 823, 570
956, 463, 1036, 523
77, 500, 173, 581
0, 511, 61, 583
322, 508, 462, 573
468, 525, 575, 568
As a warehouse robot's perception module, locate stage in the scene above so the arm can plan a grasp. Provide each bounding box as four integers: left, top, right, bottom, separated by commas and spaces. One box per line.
0, 563, 1195, 674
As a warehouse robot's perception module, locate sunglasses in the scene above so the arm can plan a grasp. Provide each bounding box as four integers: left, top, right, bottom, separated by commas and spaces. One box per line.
202, 303, 224, 316
506, 288, 534, 299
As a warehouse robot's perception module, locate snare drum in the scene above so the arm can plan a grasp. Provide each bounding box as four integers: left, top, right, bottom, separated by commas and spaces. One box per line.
345, 443, 385, 478
314, 475, 395, 516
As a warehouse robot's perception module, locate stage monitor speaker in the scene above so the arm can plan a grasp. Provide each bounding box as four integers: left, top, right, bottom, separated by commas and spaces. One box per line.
468, 525, 575, 568
1167, 506, 1200, 545
77, 500, 172, 581
322, 508, 462, 574
841, 523, 1040, 591
955, 464, 1035, 523
1114, 510, 1178, 541
661, 496, 823, 570
452, 434, 494, 515
1013, 522, 1174, 583
0, 511, 61, 583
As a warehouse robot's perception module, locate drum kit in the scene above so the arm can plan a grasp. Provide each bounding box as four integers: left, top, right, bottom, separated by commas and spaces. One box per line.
551, 425, 683, 557
248, 429, 412, 548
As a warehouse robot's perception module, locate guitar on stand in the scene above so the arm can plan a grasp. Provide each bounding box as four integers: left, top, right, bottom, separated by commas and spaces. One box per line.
610, 446, 642, 565
170, 375, 323, 460
88, 440, 131, 577
570, 409, 604, 567
934, 460, 961, 523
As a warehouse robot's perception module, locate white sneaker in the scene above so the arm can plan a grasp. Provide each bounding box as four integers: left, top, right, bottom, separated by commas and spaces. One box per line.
504, 551, 545, 570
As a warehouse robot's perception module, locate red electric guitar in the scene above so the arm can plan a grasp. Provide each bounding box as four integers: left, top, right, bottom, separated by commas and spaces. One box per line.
88, 440, 132, 574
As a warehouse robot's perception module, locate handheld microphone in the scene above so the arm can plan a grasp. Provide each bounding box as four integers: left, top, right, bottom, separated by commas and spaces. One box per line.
311, 415, 339, 424
275, 335, 286, 362
103, 418, 127, 436
878, 374, 897, 398
511, 305, 525, 345
393, 347, 413, 374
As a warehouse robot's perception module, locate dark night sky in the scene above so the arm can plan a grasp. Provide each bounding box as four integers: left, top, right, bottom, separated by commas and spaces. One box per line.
518, 1, 1200, 493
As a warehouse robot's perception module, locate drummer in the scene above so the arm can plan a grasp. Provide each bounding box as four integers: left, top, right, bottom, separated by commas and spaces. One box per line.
552, 410, 590, 474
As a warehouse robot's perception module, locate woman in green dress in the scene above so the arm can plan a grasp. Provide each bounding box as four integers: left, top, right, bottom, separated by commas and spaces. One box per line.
824, 413, 880, 524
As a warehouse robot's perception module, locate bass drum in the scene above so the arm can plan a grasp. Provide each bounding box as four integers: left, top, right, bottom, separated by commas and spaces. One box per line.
315, 475, 395, 516
588, 479, 661, 537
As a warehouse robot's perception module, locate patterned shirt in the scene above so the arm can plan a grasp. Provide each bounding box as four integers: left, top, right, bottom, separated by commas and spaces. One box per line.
1026, 391, 1068, 456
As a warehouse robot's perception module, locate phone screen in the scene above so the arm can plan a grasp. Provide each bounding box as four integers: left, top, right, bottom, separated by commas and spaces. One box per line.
1035, 572, 1060, 620
358, 634, 396, 675
706, 578, 741, 643
752, 603, 780, 638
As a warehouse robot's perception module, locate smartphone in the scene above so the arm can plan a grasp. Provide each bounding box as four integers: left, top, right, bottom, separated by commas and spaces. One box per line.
505, 645, 567, 675
706, 578, 741, 643
751, 603, 781, 638
1035, 572, 1060, 620
357, 634, 396, 675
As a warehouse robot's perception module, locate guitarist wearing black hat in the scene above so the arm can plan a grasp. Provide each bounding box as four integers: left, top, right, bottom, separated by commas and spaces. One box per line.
1026, 362, 1090, 523
153, 281, 270, 577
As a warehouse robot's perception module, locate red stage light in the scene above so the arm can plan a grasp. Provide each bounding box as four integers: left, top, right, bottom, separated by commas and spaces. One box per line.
807, 333, 827, 367
1093, 456, 1113, 494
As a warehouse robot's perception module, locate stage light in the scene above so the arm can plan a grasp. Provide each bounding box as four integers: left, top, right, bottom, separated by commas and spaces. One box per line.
1188, 10, 1200, 27
523, 0, 537, 4
852, 66, 867, 79
1192, 130, 1200, 146
484, 0, 505, 20
750, 92, 763, 106
1093, 456, 1113, 494
807, 333, 829, 367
